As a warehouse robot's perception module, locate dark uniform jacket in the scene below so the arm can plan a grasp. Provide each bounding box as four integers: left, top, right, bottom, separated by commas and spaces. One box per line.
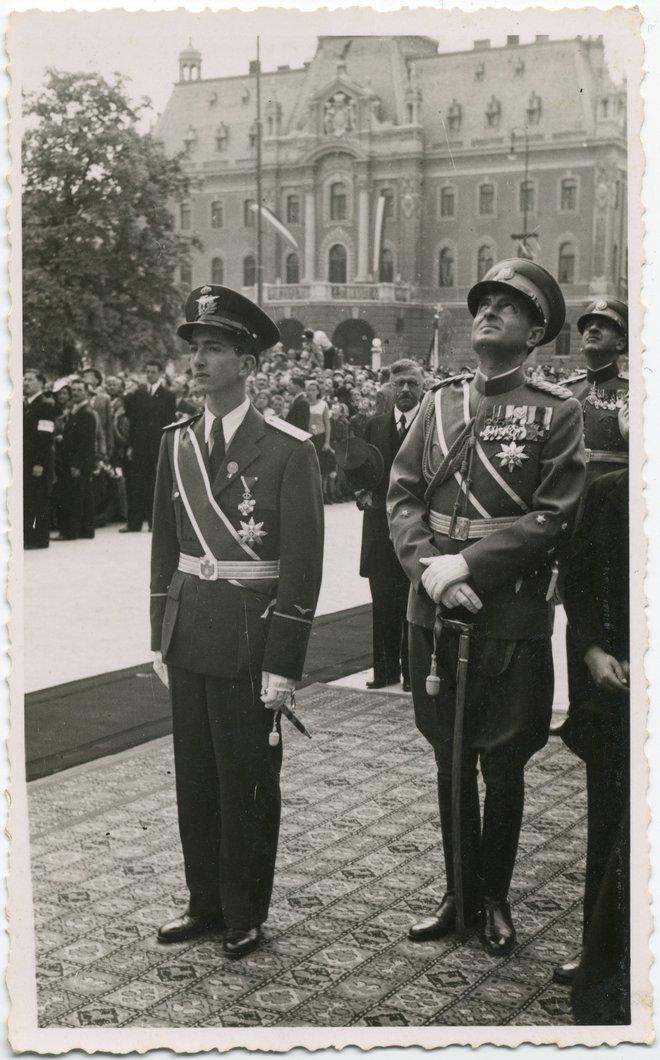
24, 393, 55, 482
566, 362, 628, 483
359, 410, 413, 579
150, 405, 324, 682
388, 366, 586, 638
60, 402, 97, 477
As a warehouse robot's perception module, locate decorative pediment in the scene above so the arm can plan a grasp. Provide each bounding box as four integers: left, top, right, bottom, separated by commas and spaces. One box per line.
307, 70, 382, 137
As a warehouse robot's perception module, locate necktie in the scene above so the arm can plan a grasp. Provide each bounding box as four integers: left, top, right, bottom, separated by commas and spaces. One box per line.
397, 416, 407, 441
209, 418, 225, 479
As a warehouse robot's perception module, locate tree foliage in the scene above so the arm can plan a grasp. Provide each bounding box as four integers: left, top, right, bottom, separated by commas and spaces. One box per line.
22, 69, 198, 374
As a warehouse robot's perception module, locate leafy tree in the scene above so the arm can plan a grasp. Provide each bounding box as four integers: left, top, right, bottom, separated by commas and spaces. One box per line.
22, 69, 199, 374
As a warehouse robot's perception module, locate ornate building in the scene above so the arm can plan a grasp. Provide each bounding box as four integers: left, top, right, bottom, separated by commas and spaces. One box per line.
155, 34, 627, 366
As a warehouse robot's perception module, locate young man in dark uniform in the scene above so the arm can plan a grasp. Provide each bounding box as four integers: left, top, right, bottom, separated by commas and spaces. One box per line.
388, 260, 586, 955
151, 284, 324, 958
23, 369, 55, 549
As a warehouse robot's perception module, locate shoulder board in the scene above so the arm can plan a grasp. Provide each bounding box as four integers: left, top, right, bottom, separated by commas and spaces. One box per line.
618, 371, 629, 382
429, 371, 475, 392
266, 416, 311, 442
162, 413, 202, 432
562, 371, 588, 386
527, 379, 574, 400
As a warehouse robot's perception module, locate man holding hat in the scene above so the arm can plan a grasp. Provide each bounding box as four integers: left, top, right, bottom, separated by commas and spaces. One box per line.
388, 259, 586, 955
150, 284, 324, 957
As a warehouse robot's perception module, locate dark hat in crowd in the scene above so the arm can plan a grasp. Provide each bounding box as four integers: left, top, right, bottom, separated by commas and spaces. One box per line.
178, 284, 280, 352
82, 366, 103, 385
302, 328, 315, 341
335, 436, 384, 491
577, 297, 628, 340
467, 258, 566, 345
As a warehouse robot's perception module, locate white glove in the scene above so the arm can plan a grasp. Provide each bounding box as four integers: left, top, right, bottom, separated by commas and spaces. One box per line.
420, 554, 470, 605
261, 672, 295, 711
152, 650, 169, 689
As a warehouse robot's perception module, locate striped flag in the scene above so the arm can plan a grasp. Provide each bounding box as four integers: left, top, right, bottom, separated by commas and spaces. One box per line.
249, 202, 299, 249
372, 194, 386, 275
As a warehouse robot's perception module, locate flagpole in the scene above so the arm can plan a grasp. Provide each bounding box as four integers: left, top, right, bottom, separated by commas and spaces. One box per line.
256, 36, 263, 306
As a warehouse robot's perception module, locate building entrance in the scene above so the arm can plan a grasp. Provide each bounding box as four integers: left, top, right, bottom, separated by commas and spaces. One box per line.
332, 319, 375, 366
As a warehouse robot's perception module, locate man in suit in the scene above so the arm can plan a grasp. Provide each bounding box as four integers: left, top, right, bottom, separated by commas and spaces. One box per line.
82, 367, 113, 462
123, 359, 176, 532
285, 374, 310, 431
23, 368, 55, 549
55, 377, 97, 540
388, 259, 586, 955
151, 284, 324, 958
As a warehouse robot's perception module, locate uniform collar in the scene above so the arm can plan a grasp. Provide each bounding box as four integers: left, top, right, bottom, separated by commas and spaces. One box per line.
204, 397, 251, 449
586, 361, 620, 385
473, 365, 526, 397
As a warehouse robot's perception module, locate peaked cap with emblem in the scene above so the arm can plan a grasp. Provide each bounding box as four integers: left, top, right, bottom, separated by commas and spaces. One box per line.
177, 284, 280, 351
577, 296, 628, 340
467, 258, 566, 345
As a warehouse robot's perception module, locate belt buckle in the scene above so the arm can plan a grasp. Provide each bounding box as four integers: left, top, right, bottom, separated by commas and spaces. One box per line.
199, 556, 217, 580
450, 516, 470, 541
584, 449, 592, 463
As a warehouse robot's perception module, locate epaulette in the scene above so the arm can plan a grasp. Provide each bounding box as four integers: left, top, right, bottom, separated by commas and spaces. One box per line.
562, 371, 588, 386
429, 371, 475, 392
162, 413, 202, 431
266, 416, 311, 442
619, 370, 629, 381
527, 379, 574, 400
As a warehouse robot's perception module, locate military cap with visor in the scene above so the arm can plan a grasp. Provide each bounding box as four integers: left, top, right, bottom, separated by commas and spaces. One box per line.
577, 296, 628, 341
178, 284, 280, 353
467, 258, 566, 345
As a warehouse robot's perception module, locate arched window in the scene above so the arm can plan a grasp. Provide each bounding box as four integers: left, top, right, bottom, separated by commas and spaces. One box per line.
477, 244, 494, 280
379, 247, 394, 283
211, 201, 223, 228
286, 195, 300, 224
211, 257, 224, 285
243, 255, 256, 287
180, 262, 192, 286
330, 182, 347, 222
180, 202, 191, 230
286, 253, 300, 284
560, 178, 578, 212
328, 244, 347, 284
519, 180, 535, 214
479, 183, 495, 216
440, 186, 455, 218
558, 242, 575, 285
438, 247, 455, 287
244, 199, 255, 227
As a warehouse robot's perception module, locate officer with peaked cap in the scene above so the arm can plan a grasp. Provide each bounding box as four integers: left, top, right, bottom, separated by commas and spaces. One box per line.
150, 284, 324, 957
388, 259, 586, 956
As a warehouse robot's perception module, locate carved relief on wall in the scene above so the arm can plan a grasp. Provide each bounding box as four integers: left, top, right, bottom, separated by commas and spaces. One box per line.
401, 177, 422, 219
323, 92, 356, 136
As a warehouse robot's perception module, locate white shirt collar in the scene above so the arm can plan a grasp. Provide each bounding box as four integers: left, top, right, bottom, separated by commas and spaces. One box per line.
204, 398, 251, 450
150, 379, 161, 395
395, 404, 420, 428
27, 391, 43, 405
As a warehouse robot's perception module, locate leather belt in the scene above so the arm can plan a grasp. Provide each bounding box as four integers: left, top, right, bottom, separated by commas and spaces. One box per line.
429, 510, 519, 541
585, 449, 628, 464
178, 554, 280, 581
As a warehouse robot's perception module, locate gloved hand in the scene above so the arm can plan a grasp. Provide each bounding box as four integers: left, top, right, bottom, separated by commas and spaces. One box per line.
261, 672, 295, 710
152, 650, 169, 689
420, 553, 470, 605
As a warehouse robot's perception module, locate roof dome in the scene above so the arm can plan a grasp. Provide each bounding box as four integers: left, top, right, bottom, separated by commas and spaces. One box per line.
180, 38, 201, 60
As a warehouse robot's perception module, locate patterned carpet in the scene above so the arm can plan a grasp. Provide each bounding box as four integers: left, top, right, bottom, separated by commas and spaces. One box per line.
29, 683, 587, 1028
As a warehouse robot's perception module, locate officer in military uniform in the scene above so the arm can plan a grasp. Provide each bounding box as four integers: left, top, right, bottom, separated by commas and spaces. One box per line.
23, 368, 55, 549
151, 284, 324, 958
388, 259, 586, 955
565, 297, 628, 485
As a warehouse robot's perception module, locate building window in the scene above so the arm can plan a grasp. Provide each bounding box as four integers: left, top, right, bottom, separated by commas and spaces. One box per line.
440, 186, 455, 218
477, 244, 494, 280
180, 262, 192, 286
560, 178, 578, 212
519, 180, 535, 214
285, 253, 300, 284
328, 244, 347, 283
215, 123, 229, 151
211, 200, 224, 228
558, 242, 575, 285
475, 62, 485, 81
180, 202, 191, 230
379, 247, 394, 283
513, 58, 525, 77
243, 255, 256, 287
244, 199, 255, 227
438, 247, 455, 287
479, 183, 495, 216
211, 257, 224, 285
485, 95, 501, 128
447, 100, 462, 131
248, 122, 257, 147
381, 189, 395, 219
526, 92, 542, 125
286, 195, 300, 224
330, 182, 347, 221
555, 322, 571, 358
612, 243, 619, 283
599, 98, 609, 120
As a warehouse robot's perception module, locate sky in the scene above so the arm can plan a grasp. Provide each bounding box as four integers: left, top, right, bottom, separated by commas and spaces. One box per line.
8, 5, 634, 124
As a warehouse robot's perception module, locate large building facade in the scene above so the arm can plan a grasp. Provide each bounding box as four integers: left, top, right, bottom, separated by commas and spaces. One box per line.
156, 34, 627, 367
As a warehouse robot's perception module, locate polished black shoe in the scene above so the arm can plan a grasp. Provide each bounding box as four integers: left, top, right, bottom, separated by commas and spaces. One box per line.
366, 677, 399, 689
223, 926, 262, 958
157, 911, 222, 944
119, 526, 140, 533
480, 897, 516, 956
408, 893, 478, 941
402, 679, 412, 692
553, 954, 582, 985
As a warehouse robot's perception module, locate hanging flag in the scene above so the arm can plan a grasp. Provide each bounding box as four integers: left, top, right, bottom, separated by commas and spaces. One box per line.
517, 234, 541, 261
372, 193, 386, 276
428, 312, 440, 371
249, 202, 298, 249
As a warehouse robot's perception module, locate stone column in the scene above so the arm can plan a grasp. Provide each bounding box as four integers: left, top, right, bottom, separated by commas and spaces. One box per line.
303, 189, 316, 281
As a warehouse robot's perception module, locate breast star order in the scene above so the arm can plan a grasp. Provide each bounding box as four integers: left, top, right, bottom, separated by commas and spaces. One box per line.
238, 517, 267, 546
496, 442, 529, 473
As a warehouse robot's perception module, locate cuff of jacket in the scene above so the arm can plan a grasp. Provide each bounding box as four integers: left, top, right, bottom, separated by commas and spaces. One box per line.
262, 612, 314, 682
150, 594, 168, 652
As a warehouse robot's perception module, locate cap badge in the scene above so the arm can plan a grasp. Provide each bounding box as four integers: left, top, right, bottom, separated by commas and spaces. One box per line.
197, 291, 218, 318
595, 299, 608, 311
495, 266, 515, 281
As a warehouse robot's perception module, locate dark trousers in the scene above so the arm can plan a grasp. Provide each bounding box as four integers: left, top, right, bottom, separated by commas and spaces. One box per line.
409, 622, 551, 903
24, 472, 50, 548
58, 474, 94, 539
126, 453, 157, 530
368, 571, 410, 684
169, 666, 283, 930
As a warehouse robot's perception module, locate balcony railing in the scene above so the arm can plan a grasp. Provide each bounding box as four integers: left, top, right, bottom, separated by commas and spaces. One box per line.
259, 281, 444, 305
